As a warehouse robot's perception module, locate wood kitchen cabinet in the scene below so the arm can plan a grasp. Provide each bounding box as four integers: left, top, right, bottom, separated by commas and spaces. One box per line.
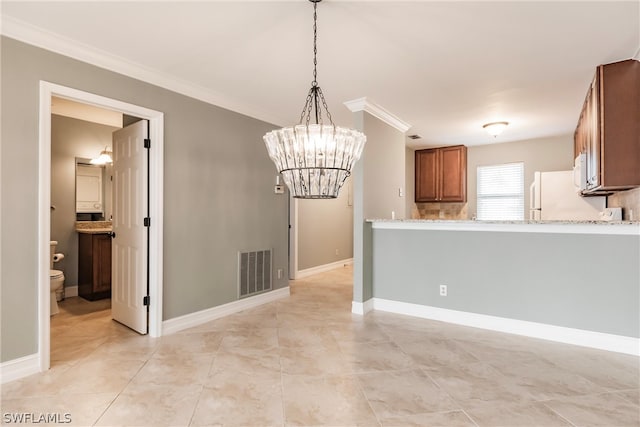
78, 233, 112, 301
574, 59, 640, 193
415, 145, 467, 202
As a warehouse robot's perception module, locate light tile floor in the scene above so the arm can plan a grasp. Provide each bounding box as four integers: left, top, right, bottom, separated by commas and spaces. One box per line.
2, 266, 639, 426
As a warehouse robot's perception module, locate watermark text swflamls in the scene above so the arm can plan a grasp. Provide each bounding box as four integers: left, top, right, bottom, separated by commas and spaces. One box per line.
3, 412, 72, 424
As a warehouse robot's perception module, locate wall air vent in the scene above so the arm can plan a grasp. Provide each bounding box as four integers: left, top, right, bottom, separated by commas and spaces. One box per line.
238, 249, 272, 298
408, 134, 422, 140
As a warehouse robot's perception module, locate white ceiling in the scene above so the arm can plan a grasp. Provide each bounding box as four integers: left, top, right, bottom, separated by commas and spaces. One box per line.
2, 1, 639, 148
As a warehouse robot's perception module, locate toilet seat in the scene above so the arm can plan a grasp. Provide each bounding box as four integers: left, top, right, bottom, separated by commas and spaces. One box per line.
50, 269, 64, 279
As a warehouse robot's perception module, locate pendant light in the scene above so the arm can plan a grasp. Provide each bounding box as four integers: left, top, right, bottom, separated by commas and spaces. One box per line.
263, 0, 366, 199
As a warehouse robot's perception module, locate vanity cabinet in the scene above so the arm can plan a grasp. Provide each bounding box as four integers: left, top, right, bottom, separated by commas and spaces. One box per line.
574, 59, 640, 193
78, 233, 112, 300
415, 145, 467, 202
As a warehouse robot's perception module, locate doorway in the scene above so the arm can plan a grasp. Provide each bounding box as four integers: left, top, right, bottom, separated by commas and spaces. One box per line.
38, 81, 165, 372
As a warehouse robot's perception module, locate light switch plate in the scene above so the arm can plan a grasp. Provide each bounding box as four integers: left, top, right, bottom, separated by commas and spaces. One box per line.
274, 185, 285, 194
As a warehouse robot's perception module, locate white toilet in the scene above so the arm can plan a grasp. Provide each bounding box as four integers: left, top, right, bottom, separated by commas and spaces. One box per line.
50, 241, 65, 315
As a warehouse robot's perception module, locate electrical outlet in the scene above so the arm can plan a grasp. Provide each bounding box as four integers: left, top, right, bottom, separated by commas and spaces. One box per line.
439, 284, 447, 296
335, 249, 339, 256
277, 269, 283, 279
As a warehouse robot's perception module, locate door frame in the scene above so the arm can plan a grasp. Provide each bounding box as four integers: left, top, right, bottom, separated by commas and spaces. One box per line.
38, 81, 165, 372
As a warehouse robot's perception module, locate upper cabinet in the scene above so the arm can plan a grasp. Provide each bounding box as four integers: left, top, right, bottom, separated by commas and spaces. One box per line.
574, 59, 640, 194
415, 145, 467, 202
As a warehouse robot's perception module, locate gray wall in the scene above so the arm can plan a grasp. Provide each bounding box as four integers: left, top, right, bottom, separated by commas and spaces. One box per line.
353, 112, 406, 303
51, 115, 119, 288
467, 135, 574, 218
372, 228, 640, 338
298, 177, 353, 271
1, 37, 289, 362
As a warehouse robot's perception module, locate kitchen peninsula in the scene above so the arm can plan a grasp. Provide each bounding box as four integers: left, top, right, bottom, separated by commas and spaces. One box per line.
362, 219, 639, 355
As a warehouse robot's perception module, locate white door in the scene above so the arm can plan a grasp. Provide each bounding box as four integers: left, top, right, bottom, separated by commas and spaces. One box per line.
112, 120, 148, 334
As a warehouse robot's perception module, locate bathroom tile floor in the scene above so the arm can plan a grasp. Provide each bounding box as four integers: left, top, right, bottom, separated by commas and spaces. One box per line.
2, 266, 639, 426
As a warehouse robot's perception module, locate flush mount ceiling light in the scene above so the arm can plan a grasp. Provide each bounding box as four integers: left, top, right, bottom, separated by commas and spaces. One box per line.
90, 147, 113, 165
263, 0, 366, 199
483, 121, 509, 137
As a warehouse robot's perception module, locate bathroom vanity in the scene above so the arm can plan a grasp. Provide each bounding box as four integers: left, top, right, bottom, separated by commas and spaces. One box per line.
77, 222, 112, 301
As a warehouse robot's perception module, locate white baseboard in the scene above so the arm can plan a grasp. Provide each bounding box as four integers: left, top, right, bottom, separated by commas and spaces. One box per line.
64, 286, 78, 298
0, 353, 40, 384
162, 287, 290, 335
295, 258, 353, 279
372, 298, 640, 356
351, 299, 374, 315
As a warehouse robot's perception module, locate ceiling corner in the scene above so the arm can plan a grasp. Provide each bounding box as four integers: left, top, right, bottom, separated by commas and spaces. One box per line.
343, 97, 411, 133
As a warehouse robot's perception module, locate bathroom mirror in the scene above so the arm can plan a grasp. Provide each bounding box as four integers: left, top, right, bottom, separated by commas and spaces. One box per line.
75, 157, 112, 221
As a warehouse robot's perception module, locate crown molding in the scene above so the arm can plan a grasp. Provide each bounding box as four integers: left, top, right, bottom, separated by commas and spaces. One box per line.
344, 97, 411, 133
0, 15, 286, 127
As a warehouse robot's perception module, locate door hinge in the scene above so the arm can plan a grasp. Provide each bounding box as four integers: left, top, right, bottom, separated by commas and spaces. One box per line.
144, 217, 151, 227
143, 295, 150, 306
144, 138, 151, 149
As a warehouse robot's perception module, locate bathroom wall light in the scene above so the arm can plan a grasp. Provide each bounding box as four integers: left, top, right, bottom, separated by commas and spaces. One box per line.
90, 147, 113, 165
482, 121, 509, 137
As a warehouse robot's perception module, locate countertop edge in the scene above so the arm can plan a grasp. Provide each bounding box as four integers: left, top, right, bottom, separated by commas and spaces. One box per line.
76, 228, 112, 234
367, 219, 640, 235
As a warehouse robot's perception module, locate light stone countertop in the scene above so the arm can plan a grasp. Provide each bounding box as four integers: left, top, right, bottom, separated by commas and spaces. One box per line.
366, 219, 640, 235
75, 221, 112, 234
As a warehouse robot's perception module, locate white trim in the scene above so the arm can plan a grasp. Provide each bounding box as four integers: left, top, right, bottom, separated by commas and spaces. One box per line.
351, 299, 374, 315
295, 258, 354, 279
39, 82, 53, 372
372, 298, 640, 356
162, 287, 290, 335
0, 353, 40, 384
369, 219, 640, 236
2, 16, 286, 128
39, 82, 165, 375
344, 97, 411, 133
64, 286, 78, 298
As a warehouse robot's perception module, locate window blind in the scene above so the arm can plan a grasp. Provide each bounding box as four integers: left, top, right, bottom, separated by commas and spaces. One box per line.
477, 162, 524, 220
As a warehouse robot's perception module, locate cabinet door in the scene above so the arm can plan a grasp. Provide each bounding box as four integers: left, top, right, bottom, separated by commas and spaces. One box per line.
93, 234, 112, 293
78, 233, 93, 297
415, 149, 438, 202
440, 146, 467, 202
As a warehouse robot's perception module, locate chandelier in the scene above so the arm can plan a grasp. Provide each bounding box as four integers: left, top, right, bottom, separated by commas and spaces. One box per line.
263, 0, 366, 199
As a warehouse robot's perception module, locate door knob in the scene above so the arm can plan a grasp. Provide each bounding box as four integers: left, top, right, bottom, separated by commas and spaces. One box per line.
110, 232, 116, 239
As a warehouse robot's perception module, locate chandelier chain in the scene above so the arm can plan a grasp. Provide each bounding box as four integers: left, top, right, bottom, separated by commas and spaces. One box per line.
297, 0, 334, 127
312, 1, 318, 86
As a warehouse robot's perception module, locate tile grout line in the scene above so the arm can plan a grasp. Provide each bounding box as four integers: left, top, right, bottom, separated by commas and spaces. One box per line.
351, 368, 384, 427
276, 315, 287, 427
539, 401, 579, 427
418, 366, 480, 427
186, 343, 221, 427
91, 357, 149, 426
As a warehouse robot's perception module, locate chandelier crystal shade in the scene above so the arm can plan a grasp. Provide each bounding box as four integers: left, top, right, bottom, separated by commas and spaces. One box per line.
262, 0, 366, 199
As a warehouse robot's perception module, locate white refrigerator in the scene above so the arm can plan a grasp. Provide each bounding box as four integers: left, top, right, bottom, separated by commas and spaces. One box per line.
530, 171, 605, 220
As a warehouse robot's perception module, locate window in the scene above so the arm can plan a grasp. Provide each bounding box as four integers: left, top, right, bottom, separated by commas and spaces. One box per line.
477, 162, 524, 220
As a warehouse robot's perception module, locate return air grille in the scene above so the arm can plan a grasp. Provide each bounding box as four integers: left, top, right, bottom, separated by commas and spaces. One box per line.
238, 249, 272, 298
